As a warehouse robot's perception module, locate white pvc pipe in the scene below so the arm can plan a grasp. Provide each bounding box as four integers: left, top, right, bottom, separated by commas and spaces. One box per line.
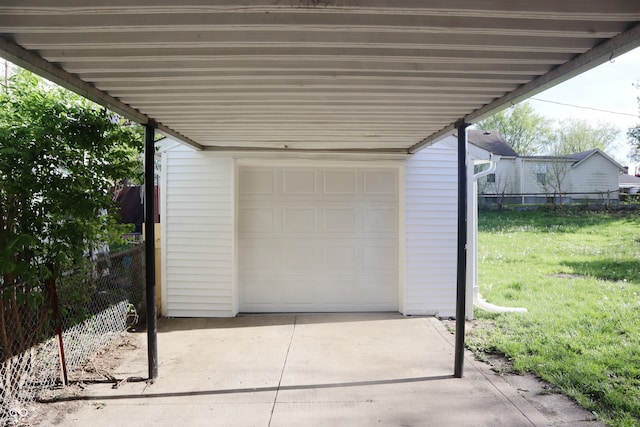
471, 154, 527, 314
474, 291, 528, 313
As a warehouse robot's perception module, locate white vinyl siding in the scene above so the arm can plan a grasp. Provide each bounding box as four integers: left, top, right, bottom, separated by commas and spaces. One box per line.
570, 153, 620, 196
519, 159, 569, 194
162, 146, 234, 317
404, 140, 458, 317
479, 158, 518, 195
162, 143, 461, 318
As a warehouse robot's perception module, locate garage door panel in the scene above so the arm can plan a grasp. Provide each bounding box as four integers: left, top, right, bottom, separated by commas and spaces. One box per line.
363, 170, 398, 196
323, 170, 357, 195
323, 207, 357, 232
363, 207, 398, 233
239, 244, 280, 272
239, 165, 398, 312
281, 279, 318, 305
282, 170, 316, 195
241, 170, 276, 195
282, 245, 317, 272
241, 277, 278, 306
282, 208, 316, 232
239, 208, 276, 233
322, 246, 357, 272
363, 245, 398, 271
361, 275, 398, 304
320, 279, 356, 304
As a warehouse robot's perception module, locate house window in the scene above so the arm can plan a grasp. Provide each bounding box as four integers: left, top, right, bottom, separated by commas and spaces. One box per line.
486, 173, 496, 183
535, 164, 547, 185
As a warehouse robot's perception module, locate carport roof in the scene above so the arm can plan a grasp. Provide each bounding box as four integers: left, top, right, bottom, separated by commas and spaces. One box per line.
1, 1, 639, 153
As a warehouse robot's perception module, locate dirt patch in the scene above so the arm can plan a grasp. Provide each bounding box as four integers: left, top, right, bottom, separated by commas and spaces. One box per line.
502, 371, 602, 424
19, 332, 144, 426
548, 273, 585, 279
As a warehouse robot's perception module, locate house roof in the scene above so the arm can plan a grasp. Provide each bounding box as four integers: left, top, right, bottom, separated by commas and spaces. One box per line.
619, 173, 640, 187
566, 149, 625, 170
1, 1, 639, 153
566, 149, 600, 162
467, 130, 518, 157
518, 149, 625, 171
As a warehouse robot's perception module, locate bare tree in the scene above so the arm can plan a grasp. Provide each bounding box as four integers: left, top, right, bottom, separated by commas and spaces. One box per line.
478, 171, 513, 210
534, 159, 570, 208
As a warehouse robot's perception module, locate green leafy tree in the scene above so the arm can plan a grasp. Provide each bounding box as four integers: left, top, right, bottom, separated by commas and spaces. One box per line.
548, 118, 619, 155
0, 69, 142, 363
629, 125, 640, 161
474, 102, 554, 155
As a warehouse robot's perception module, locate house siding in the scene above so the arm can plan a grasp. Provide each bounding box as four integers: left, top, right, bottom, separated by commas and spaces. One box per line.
516, 159, 558, 195
162, 146, 234, 317
481, 153, 620, 203
480, 157, 519, 195
162, 143, 460, 318
404, 140, 458, 317
570, 153, 620, 197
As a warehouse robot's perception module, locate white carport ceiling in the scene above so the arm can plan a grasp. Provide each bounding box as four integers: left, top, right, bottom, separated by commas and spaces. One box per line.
1, 0, 639, 153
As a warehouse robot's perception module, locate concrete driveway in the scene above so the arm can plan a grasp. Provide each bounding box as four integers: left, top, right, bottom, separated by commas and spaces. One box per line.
42, 314, 558, 426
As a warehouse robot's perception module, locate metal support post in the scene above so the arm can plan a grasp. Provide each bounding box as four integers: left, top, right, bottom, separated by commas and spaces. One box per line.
144, 122, 158, 380
454, 121, 469, 378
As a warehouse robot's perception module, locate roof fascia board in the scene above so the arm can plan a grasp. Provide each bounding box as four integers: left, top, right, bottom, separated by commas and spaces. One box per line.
410, 23, 640, 154
0, 36, 204, 151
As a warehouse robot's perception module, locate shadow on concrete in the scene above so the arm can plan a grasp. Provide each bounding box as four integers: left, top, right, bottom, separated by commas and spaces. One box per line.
157, 312, 414, 332
39, 374, 454, 403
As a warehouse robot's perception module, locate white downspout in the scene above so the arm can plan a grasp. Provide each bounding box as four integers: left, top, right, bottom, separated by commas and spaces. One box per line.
469, 155, 527, 314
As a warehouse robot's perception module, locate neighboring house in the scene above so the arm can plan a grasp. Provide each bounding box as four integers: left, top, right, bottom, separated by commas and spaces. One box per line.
619, 173, 640, 199
472, 132, 624, 205
468, 131, 519, 206
160, 136, 469, 318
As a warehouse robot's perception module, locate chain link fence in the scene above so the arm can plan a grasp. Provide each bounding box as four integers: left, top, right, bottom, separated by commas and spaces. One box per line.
0, 244, 145, 426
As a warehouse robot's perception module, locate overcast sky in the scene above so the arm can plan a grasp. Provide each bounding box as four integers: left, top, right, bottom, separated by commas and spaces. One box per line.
526, 46, 640, 165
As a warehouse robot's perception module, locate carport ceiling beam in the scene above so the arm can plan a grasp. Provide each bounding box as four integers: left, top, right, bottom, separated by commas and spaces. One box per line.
0, 36, 204, 151
202, 146, 410, 154
409, 22, 640, 154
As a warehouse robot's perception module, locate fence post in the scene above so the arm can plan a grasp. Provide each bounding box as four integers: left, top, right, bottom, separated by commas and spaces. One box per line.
47, 275, 68, 386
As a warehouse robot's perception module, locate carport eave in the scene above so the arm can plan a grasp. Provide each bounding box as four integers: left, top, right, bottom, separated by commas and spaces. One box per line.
201, 145, 411, 154
409, 22, 640, 154
0, 35, 205, 151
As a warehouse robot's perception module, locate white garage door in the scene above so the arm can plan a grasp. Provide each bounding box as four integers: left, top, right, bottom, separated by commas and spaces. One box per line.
238, 165, 399, 312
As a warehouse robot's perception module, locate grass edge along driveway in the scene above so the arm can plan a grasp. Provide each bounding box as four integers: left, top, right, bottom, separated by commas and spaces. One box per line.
469, 210, 640, 427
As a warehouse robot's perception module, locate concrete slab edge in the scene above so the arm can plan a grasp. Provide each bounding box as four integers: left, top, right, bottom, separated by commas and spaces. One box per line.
425, 317, 552, 427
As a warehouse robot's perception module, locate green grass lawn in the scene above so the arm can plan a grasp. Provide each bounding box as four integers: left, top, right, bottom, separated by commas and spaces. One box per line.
470, 209, 640, 427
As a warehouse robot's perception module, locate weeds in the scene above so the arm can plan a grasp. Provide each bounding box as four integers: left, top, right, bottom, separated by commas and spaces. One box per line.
474, 209, 640, 427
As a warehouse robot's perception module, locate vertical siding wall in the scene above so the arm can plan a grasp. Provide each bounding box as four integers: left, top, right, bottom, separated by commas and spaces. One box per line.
404, 140, 458, 317
163, 147, 234, 317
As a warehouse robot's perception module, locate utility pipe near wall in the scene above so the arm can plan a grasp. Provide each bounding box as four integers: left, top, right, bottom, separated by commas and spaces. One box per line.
469, 154, 527, 315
